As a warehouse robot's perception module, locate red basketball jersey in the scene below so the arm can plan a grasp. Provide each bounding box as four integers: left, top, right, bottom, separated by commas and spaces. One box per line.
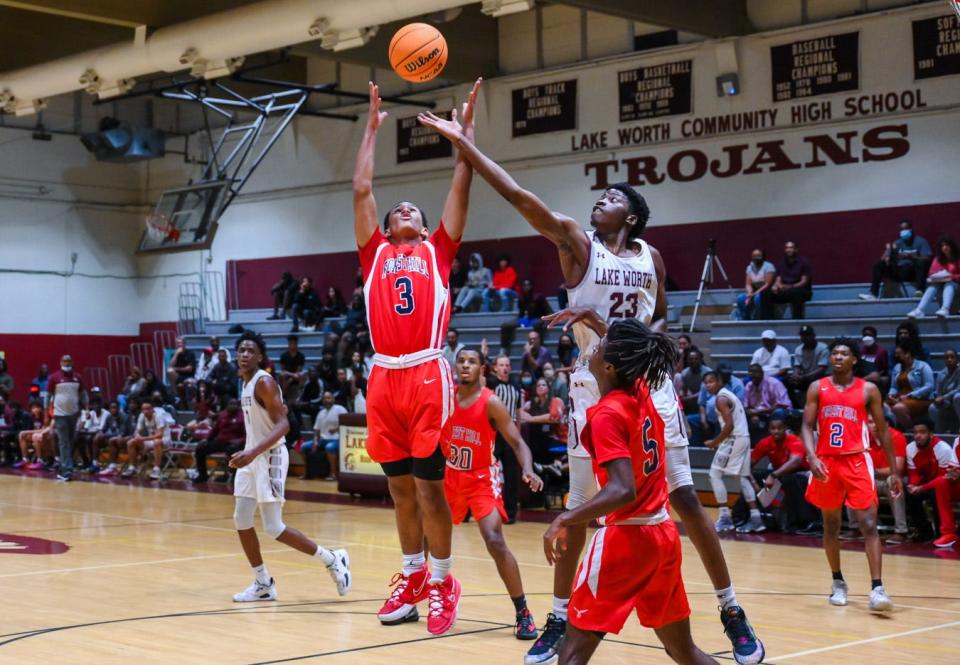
447, 387, 496, 471
582, 383, 667, 524
816, 377, 870, 456
359, 225, 458, 357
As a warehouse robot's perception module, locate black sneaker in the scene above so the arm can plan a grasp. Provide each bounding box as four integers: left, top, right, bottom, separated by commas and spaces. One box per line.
515, 607, 537, 640
524, 612, 565, 664
721, 606, 765, 664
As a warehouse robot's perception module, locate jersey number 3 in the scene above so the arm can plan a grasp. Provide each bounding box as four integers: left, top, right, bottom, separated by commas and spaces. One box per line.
394, 276, 415, 315
641, 417, 661, 476
829, 422, 844, 448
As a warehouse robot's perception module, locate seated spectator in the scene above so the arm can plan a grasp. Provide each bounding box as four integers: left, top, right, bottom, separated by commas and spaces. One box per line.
771, 241, 812, 319
119, 366, 145, 410
743, 363, 791, 441
294, 367, 324, 422
674, 333, 694, 375
541, 362, 568, 404
208, 335, 231, 364
75, 397, 108, 472
848, 416, 909, 544
736, 248, 776, 320
165, 337, 197, 407
350, 375, 368, 414
332, 368, 350, 407
521, 377, 566, 464
859, 326, 890, 389
336, 331, 359, 370
278, 335, 306, 399
930, 349, 960, 434
192, 347, 216, 387
268, 271, 297, 320
317, 351, 337, 387
750, 330, 792, 378
519, 369, 535, 401
500, 279, 552, 356
455, 253, 492, 313
0, 358, 13, 399
750, 416, 815, 533
555, 333, 578, 369
442, 328, 465, 369
787, 325, 829, 407
675, 348, 710, 415
192, 398, 246, 483
209, 349, 238, 408
888, 345, 935, 429
182, 381, 218, 440
486, 254, 519, 312
95, 401, 134, 476
136, 369, 167, 403
323, 286, 348, 319
344, 293, 366, 333
1, 401, 31, 466
291, 276, 322, 332
521, 330, 553, 379
862, 219, 932, 300
15, 401, 54, 470
448, 256, 467, 303
305, 392, 348, 480
904, 418, 959, 546
122, 401, 169, 480
692, 365, 744, 447
346, 351, 366, 382
895, 319, 929, 361
31, 363, 50, 408
907, 235, 959, 319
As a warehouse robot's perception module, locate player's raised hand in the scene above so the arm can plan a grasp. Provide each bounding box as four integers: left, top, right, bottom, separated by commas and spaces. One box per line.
543, 307, 608, 336
543, 516, 568, 566
523, 467, 544, 493
366, 82, 387, 131
417, 109, 463, 143
460, 77, 482, 139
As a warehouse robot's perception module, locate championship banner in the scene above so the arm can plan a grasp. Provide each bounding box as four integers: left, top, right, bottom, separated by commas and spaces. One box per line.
511, 79, 578, 137
913, 14, 960, 79
771, 31, 859, 102
397, 111, 453, 163
618, 59, 692, 121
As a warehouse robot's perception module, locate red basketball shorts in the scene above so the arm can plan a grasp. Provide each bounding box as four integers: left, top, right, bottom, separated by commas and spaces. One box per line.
444, 463, 507, 525
805, 452, 877, 511
365, 358, 454, 464
569, 521, 690, 634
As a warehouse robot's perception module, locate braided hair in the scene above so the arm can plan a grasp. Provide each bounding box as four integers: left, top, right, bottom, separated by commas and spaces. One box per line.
603, 319, 678, 392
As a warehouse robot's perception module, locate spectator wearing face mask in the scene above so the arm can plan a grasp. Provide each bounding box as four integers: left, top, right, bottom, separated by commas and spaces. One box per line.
859, 326, 889, 376
861, 219, 932, 300
48, 355, 85, 481
736, 248, 776, 320
541, 362, 568, 404
555, 333, 578, 369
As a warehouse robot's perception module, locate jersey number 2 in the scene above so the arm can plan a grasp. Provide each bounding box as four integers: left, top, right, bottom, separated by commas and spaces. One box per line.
608, 292, 639, 319
641, 417, 661, 476
394, 277, 415, 315
829, 422, 844, 448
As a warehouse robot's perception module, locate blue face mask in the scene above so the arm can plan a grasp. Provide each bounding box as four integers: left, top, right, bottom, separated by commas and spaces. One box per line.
521, 377, 533, 386
899, 229, 912, 240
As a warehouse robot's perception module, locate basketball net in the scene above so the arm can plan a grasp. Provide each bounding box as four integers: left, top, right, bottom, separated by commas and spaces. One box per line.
144, 213, 180, 244
952, 0, 960, 20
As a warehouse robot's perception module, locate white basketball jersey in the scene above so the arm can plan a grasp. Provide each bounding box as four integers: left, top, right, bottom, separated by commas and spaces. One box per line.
717, 387, 749, 441
241, 369, 283, 452
566, 232, 658, 366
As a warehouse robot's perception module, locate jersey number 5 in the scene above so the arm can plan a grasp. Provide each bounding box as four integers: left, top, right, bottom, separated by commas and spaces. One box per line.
641, 417, 661, 476
394, 276, 415, 315
608, 292, 640, 319
829, 422, 844, 448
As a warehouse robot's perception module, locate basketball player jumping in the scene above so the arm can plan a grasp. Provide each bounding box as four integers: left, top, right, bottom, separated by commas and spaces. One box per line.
353, 79, 480, 635
228, 331, 351, 602
447, 347, 544, 639
543, 319, 716, 665
801, 339, 901, 613
418, 113, 763, 664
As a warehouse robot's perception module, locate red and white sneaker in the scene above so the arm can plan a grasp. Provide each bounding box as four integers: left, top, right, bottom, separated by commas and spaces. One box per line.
934, 533, 958, 548
377, 566, 431, 625
426, 575, 462, 636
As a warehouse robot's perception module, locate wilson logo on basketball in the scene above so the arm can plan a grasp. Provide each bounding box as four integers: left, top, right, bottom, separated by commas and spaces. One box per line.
404, 47, 441, 73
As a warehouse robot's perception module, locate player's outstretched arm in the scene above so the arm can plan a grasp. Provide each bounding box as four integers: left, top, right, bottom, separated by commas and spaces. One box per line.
417, 110, 589, 263
230, 376, 289, 469
865, 381, 902, 498
488, 394, 543, 492
439, 78, 481, 243
800, 381, 826, 480
353, 82, 388, 248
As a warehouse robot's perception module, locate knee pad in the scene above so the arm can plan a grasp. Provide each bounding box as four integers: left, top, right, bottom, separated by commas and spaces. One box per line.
233, 497, 257, 531
260, 501, 286, 539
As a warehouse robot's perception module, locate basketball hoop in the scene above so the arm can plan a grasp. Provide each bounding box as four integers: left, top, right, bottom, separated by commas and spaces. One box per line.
952, 0, 960, 20
144, 213, 180, 244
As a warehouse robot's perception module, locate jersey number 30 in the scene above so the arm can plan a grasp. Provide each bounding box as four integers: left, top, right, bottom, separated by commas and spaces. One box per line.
394, 277, 415, 315
448, 444, 473, 470
641, 417, 661, 476
829, 422, 844, 448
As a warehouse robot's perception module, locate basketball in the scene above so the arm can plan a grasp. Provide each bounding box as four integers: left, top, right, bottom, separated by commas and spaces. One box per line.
389, 22, 448, 83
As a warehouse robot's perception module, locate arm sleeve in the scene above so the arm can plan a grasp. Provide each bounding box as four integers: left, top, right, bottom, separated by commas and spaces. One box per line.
430, 224, 460, 285
590, 410, 632, 466
358, 228, 385, 281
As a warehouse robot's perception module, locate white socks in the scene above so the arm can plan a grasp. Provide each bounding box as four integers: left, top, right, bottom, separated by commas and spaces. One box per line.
749, 508, 761, 521
552, 596, 569, 621
715, 585, 738, 611
402, 551, 426, 576
429, 554, 452, 583
314, 545, 335, 566
718, 506, 732, 518
253, 563, 271, 586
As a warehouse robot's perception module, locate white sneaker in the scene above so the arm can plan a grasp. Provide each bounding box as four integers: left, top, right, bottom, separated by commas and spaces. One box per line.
185, 468, 199, 480
121, 465, 136, 477
736, 516, 767, 534
326, 548, 352, 597
869, 586, 894, 613
906, 308, 924, 319
829, 579, 848, 606
858, 293, 877, 301
233, 578, 277, 602
148, 466, 162, 480
715, 514, 736, 533
935, 307, 949, 318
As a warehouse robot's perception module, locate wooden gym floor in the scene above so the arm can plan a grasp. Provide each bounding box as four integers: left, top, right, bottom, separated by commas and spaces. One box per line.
1, 473, 959, 664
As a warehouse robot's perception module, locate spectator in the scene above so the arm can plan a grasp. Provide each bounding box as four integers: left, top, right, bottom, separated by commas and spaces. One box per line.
15, 401, 54, 470
895, 319, 928, 361
120, 366, 145, 409
75, 397, 108, 472
0, 358, 13, 399
344, 293, 366, 333
268, 271, 297, 320
736, 248, 776, 320
94, 401, 133, 476
346, 351, 366, 382
848, 416, 909, 544
930, 349, 960, 434
307, 392, 348, 480
521, 330, 553, 379
181, 381, 217, 440
1, 401, 31, 466
888, 345, 935, 429
31, 363, 50, 407
192, 398, 246, 483
192, 347, 216, 386
137, 369, 166, 403
675, 348, 711, 415
555, 333, 578, 369
500, 279, 552, 356
771, 240, 812, 319
336, 331, 359, 370
907, 236, 959, 319
750, 416, 815, 533
521, 377, 566, 464
350, 375, 368, 414
323, 286, 348, 318
294, 367, 324, 422
166, 337, 197, 407
692, 365, 744, 447
486, 254, 519, 312
48, 355, 84, 481
743, 363, 792, 441
862, 219, 933, 300
904, 418, 958, 546
750, 330, 792, 377
278, 335, 306, 399
454, 252, 492, 313
442, 328, 465, 369
209, 349, 239, 407
787, 325, 829, 406
487, 354, 523, 523
123, 401, 168, 480
332, 368, 350, 407
448, 256, 468, 303
929, 444, 960, 548
208, 335, 231, 364
541, 362, 568, 404
316, 351, 337, 387
674, 333, 694, 375
291, 276, 322, 332
859, 326, 890, 376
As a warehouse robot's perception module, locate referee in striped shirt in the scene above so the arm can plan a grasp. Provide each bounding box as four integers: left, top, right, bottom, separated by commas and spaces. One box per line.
486, 353, 522, 523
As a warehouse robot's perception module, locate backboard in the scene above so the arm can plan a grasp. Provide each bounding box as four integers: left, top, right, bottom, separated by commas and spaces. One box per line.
137, 180, 231, 253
